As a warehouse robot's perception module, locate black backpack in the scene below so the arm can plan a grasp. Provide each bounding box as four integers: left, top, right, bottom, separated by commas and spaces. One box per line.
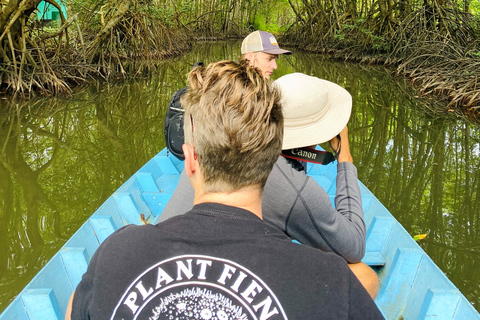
164, 87, 188, 160
164, 62, 204, 160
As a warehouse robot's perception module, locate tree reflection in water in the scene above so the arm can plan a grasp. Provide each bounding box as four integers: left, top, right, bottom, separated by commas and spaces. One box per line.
0, 40, 478, 313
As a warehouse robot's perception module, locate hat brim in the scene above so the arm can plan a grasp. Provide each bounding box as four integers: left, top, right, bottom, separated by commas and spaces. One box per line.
275, 74, 352, 150
262, 48, 292, 55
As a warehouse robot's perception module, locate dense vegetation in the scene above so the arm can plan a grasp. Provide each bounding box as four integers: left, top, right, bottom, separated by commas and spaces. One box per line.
282, 0, 480, 119
0, 0, 479, 119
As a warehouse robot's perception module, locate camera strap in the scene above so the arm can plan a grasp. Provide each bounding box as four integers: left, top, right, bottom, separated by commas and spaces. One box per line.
281, 147, 336, 165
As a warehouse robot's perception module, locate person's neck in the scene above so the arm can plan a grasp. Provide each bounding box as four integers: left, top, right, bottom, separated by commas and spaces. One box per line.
193, 186, 263, 219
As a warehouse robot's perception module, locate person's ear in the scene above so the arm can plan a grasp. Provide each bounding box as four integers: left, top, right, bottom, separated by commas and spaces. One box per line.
183, 144, 197, 178
245, 52, 254, 62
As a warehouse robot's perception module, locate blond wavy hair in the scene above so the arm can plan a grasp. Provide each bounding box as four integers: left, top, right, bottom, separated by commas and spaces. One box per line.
182, 59, 283, 193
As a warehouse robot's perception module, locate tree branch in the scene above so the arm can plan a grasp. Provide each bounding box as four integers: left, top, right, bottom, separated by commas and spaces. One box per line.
38, 13, 78, 41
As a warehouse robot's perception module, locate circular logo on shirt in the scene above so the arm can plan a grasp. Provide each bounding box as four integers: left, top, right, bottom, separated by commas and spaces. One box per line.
111, 255, 287, 320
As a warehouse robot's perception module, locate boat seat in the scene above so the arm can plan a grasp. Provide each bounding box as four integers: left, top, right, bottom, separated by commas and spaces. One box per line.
89, 215, 117, 243
364, 216, 396, 267
21, 289, 63, 320
362, 251, 386, 267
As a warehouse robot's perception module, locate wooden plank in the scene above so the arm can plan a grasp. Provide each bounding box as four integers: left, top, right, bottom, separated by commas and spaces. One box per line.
22, 289, 62, 320
362, 251, 386, 267
60, 248, 89, 289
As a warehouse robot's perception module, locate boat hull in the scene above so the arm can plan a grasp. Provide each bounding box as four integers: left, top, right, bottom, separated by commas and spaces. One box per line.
1, 148, 479, 319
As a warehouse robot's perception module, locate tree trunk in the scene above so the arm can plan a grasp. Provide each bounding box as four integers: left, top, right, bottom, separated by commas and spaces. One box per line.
87, 0, 132, 62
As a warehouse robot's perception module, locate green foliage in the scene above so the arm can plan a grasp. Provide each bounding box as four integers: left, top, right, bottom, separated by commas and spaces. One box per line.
142, 5, 174, 25
334, 23, 388, 53
252, 14, 285, 34
62, 0, 295, 37
253, 14, 267, 31
470, 14, 480, 37
470, 0, 480, 14
334, 33, 345, 41
371, 35, 388, 52
68, 0, 103, 30
469, 50, 480, 58
247, 0, 293, 34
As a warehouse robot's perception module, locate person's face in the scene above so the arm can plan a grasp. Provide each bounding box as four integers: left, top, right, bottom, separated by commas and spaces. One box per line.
247, 52, 279, 79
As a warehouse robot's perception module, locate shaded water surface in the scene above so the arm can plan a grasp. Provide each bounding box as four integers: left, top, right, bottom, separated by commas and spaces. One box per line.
1, 40, 479, 313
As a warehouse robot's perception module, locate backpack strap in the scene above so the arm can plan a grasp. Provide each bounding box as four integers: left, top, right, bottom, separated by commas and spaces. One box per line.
164, 87, 188, 160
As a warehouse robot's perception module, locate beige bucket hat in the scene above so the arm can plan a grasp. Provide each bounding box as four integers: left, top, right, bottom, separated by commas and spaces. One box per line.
274, 73, 352, 150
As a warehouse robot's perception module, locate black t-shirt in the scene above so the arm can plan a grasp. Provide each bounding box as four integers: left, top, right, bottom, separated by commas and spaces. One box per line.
72, 203, 384, 320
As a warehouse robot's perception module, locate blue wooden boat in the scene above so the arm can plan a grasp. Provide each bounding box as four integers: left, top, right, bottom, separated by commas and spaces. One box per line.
1, 148, 479, 320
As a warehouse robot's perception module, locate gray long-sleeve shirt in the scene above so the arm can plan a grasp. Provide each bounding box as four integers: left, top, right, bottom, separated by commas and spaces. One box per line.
159, 156, 365, 263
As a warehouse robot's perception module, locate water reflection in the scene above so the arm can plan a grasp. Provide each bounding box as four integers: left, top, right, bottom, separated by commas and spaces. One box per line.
0, 77, 177, 310
0, 40, 478, 313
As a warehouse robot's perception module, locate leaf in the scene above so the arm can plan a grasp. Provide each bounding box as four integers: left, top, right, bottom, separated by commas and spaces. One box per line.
414, 234, 427, 241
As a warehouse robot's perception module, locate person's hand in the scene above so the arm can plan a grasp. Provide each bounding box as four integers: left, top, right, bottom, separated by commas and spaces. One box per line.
329, 126, 353, 163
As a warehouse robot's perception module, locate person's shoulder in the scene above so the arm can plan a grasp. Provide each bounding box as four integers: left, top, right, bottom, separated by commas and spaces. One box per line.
102, 224, 157, 246
116, 223, 155, 234
154, 210, 202, 233
268, 156, 308, 181
277, 239, 348, 266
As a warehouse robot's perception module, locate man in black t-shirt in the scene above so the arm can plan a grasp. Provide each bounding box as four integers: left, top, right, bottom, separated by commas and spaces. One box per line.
67, 60, 384, 320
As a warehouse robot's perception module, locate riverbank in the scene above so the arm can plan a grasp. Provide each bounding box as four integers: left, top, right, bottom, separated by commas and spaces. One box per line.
283, 41, 480, 124
279, 3, 480, 124
1, 0, 479, 123
2, 24, 478, 124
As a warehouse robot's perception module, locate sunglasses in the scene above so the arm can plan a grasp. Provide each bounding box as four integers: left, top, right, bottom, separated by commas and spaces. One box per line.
190, 114, 197, 160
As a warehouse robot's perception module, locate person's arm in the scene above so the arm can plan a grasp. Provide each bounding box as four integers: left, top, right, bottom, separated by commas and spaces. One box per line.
347, 271, 385, 319
331, 125, 366, 261
65, 291, 75, 320
329, 126, 353, 164
281, 165, 365, 262
274, 126, 365, 263
331, 161, 366, 261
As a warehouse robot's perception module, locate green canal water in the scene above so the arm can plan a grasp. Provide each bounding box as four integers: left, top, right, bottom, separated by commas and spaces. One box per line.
0, 40, 479, 313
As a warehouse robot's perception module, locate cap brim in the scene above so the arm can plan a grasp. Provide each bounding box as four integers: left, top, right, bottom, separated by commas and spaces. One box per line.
262, 48, 292, 55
